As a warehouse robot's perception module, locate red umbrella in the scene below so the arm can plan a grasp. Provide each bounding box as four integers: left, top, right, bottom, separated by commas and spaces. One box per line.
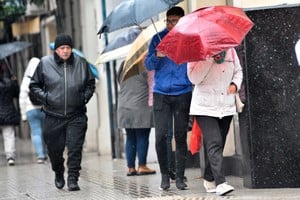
157, 5, 254, 64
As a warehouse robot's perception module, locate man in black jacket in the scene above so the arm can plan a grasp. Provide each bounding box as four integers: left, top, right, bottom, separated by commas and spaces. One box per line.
29, 34, 95, 191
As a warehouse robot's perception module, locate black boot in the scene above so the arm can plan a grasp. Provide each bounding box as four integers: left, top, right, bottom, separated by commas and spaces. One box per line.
176, 177, 189, 190
159, 174, 170, 191
67, 176, 80, 191
54, 172, 65, 189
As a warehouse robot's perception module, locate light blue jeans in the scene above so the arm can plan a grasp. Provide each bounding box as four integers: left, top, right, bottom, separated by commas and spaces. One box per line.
26, 109, 46, 159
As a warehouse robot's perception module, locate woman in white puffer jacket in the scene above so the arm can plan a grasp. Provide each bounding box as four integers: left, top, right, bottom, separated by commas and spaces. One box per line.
19, 57, 47, 164
187, 48, 243, 196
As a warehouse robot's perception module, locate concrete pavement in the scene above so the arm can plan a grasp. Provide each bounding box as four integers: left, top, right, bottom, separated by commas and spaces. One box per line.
0, 138, 300, 200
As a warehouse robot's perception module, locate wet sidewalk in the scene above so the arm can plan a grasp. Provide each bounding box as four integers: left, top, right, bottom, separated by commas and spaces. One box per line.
0, 139, 300, 200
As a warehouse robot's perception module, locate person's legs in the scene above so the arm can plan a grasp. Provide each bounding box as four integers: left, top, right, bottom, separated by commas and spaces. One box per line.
153, 93, 172, 190
26, 109, 46, 161
125, 128, 137, 175
202, 146, 216, 193
203, 147, 214, 182
66, 114, 87, 191
196, 116, 232, 186
167, 115, 176, 179
136, 128, 150, 165
172, 92, 192, 190
136, 128, 156, 175
43, 115, 67, 189
2, 126, 16, 164
215, 116, 234, 196
219, 116, 233, 148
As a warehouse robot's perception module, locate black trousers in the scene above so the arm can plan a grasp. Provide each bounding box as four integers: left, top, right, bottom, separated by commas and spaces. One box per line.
195, 115, 233, 186
153, 92, 192, 177
43, 114, 87, 178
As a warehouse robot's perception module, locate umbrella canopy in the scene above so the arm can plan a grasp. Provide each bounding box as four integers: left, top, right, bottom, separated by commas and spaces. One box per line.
102, 26, 142, 53
49, 43, 99, 79
95, 27, 142, 64
0, 41, 32, 59
157, 6, 254, 64
97, 0, 183, 35
120, 19, 165, 83
95, 45, 131, 65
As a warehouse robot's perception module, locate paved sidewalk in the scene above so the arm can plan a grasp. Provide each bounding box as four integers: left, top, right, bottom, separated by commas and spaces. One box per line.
0, 139, 300, 200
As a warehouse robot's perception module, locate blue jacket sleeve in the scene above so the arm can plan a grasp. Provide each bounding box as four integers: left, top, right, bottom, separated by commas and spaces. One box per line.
144, 30, 167, 71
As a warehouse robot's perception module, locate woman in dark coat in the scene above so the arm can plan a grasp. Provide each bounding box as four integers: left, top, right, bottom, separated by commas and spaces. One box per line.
0, 61, 20, 166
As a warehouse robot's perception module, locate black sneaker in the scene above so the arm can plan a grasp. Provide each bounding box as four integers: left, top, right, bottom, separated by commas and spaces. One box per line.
68, 176, 80, 191
176, 177, 189, 190
55, 173, 65, 189
159, 174, 170, 191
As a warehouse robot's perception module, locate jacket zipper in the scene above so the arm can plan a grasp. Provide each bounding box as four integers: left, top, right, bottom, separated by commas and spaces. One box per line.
64, 62, 67, 115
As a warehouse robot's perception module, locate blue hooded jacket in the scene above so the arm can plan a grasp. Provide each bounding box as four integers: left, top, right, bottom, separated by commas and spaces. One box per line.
145, 28, 192, 95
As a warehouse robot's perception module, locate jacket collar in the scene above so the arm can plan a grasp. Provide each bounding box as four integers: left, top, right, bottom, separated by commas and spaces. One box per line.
54, 52, 74, 65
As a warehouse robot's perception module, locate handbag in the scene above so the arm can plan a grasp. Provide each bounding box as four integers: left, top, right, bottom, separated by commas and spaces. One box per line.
190, 117, 203, 155
235, 94, 244, 113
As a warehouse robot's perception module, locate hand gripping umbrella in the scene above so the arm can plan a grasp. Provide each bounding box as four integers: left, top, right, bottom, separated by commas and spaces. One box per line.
157, 5, 254, 64
97, 0, 183, 36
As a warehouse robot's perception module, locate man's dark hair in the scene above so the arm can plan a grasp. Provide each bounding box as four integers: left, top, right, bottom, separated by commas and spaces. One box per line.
167, 6, 185, 17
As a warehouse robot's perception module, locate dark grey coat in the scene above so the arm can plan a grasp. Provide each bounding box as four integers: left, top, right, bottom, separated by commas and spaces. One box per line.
117, 71, 154, 128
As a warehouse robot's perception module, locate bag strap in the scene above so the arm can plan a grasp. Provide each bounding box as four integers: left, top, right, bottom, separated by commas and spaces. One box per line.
3, 58, 16, 79
231, 48, 235, 63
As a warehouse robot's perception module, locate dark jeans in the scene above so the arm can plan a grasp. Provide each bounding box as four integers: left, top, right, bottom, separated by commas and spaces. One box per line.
195, 115, 233, 186
125, 128, 151, 168
153, 92, 192, 177
43, 114, 87, 178
167, 115, 175, 172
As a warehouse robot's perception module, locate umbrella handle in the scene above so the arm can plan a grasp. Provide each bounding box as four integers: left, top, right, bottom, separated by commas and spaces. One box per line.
151, 18, 161, 41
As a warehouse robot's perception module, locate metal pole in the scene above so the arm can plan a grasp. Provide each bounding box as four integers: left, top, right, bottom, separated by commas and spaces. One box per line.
55, 0, 64, 33
101, 0, 116, 159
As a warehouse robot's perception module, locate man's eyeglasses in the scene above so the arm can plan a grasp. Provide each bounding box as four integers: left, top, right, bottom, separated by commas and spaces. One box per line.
164, 18, 179, 25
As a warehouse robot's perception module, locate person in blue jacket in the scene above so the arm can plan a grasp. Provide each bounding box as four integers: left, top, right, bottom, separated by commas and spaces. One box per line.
144, 6, 192, 191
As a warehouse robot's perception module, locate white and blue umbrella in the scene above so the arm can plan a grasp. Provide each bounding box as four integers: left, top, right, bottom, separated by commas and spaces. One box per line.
97, 0, 183, 35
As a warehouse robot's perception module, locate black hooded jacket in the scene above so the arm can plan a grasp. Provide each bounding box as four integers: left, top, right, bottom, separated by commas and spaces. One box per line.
0, 73, 20, 125
29, 52, 95, 118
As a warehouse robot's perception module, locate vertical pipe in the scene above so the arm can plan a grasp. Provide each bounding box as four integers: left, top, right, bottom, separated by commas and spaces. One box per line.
55, 0, 64, 33
101, 0, 116, 158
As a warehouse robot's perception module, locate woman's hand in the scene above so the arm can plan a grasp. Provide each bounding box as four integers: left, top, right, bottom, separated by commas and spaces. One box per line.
227, 83, 237, 94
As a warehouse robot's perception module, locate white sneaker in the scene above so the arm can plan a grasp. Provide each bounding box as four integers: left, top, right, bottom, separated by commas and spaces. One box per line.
203, 179, 216, 193
7, 158, 15, 166
37, 158, 45, 164
216, 182, 234, 196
